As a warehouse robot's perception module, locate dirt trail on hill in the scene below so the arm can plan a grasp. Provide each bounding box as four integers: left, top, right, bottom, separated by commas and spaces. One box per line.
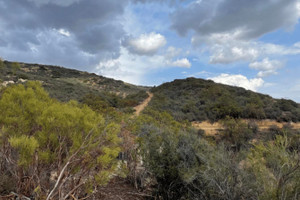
192, 120, 300, 136
134, 92, 153, 116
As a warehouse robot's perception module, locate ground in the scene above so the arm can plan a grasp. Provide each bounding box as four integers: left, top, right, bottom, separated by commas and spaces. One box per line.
134, 92, 153, 116
95, 178, 152, 200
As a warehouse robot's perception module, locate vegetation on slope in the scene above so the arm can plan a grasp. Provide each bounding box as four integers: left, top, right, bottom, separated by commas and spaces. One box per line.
0, 60, 299, 200
150, 77, 300, 122
0, 60, 149, 103
133, 109, 300, 199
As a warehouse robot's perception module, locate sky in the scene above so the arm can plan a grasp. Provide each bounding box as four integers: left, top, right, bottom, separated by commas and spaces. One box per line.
0, 0, 300, 102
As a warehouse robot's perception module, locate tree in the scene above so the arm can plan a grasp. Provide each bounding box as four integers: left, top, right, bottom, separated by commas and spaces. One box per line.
0, 81, 122, 199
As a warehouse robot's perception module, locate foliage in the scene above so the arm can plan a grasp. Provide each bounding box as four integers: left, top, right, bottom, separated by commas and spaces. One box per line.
246, 135, 300, 200
220, 116, 255, 150
134, 110, 300, 199
10, 62, 21, 75
149, 77, 300, 122
0, 59, 4, 70
82, 90, 148, 114
0, 61, 148, 103
0, 82, 122, 199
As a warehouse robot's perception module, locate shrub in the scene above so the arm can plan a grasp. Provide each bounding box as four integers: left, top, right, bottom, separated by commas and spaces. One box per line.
0, 82, 122, 199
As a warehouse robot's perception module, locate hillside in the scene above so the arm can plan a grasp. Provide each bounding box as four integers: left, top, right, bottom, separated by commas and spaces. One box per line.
1, 60, 300, 123
0, 60, 149, 102
149, 77, 300, 122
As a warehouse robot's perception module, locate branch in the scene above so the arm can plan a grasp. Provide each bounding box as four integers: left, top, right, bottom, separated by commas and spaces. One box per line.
63, 182, 84, 200
46, 128, 96, 200
46, 160, 71, 200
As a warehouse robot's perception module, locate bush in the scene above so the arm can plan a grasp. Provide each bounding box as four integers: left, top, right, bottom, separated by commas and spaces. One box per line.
0, 82, 122, 199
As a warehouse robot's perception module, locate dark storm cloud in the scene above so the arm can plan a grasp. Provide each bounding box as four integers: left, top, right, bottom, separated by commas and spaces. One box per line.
0, 0, 128, 68
171, 0, 300, 40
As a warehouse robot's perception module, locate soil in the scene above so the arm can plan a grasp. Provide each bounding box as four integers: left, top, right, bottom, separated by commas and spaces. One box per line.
95, 178, 152, 200
134, 92, 153, 116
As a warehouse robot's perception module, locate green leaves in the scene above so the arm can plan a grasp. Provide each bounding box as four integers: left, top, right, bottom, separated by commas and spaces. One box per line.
0, 81, 122, 197
9, 135, 38, 167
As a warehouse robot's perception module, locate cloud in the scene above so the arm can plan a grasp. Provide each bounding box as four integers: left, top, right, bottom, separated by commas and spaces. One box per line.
95, 47, 167, 84
209, 74, 264, 91
194, 33, 300, 64
249, 58, 284, 77
165, 46, 182, 59
172, 0, 300, 70
57, 29, 71, 37
171, 0, 300, 40
96, 46, 192, 84
123, 32, 167, 55
169, 58, 191, 68
0, 0, 128, 69
27, 0, 81, 7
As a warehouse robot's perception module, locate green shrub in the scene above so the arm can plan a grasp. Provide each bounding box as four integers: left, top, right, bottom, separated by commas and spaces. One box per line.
0, 81, 122, 198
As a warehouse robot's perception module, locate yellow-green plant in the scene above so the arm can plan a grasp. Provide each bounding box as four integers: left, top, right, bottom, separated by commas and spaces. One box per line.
0, 81, 121, 199
246, 135, 300, 200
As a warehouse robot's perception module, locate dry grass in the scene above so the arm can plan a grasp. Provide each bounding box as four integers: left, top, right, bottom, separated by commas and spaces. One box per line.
192, 120, 300, 136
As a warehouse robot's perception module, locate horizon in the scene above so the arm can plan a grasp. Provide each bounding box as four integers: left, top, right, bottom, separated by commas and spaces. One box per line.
0, 0, 300, 102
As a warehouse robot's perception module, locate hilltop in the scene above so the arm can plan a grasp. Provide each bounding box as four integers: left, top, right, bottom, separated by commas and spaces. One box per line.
149, 77, 300, 122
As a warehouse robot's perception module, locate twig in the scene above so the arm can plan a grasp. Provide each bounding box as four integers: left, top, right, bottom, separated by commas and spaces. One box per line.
117, 195, 124, 200
0, 193, 14, 199
71, 194, 78, 200
126, 192, 153, 197
46, 160, 71, 200
10, 192, 31, 200
63, 182, 84, 200
46, 128, 95, 200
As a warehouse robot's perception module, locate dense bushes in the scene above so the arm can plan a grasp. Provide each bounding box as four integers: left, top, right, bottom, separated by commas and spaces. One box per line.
150, 78, 300, 122
0, 82, 122, 199
135, 110, 300, 199
82, 90, 148, 114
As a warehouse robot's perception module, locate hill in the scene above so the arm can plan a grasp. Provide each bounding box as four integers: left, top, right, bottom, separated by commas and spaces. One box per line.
0, 60, 299, 200
149, 77, 300, 122
1, 60, 300, 123
0, 60, 150, 112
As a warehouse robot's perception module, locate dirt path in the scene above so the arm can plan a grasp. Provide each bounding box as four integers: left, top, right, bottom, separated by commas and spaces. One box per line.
134, 92, 153, 116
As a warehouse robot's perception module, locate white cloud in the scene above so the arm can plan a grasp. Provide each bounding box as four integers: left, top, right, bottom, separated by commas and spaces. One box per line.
174, 0, 300, 73
165, 46, 182, 59
249, 58, 284, 77
169, 58, 191, 68
193, 32, 260, 64
96, 46, 192, 84
124, 32, 167, 55
95, 47, 167, 84
193, 32, 300, 64
209, 73, 264, 91
57, 29, 71, 37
